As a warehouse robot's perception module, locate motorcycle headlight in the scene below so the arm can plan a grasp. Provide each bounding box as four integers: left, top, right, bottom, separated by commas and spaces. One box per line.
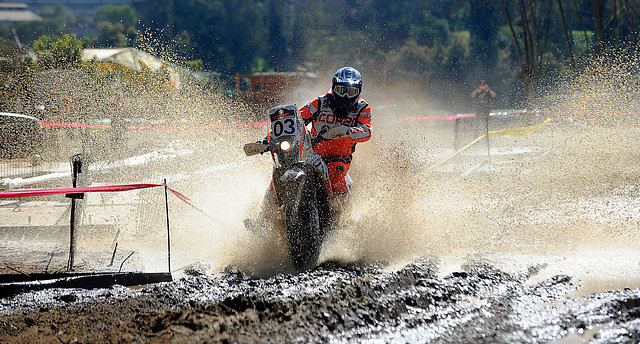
280, 140, 291, 151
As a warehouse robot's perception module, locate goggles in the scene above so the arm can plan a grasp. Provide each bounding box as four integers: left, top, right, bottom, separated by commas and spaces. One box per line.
333, 85, 360, 98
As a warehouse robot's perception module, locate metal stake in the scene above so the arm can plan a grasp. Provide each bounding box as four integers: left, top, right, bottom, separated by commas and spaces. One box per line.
485, 115, 491, 169
453, 117, 460, 151
66, 154, 84, 271
164, 179, 171, 273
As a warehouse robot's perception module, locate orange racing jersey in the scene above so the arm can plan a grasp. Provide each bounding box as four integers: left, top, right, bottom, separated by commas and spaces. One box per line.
298, 92, 372, 158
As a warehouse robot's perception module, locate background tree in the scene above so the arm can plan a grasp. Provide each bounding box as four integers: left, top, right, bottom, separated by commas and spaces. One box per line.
498, 0, 553, 105
90, 5, 138, 47
96, 4, 137, 28
469, 0, 501, 82
39, 4, 76, 25
591, 0, 607, 53
11, 5, 74, 44
33, 34, 84, 70
1, 0, 639, 110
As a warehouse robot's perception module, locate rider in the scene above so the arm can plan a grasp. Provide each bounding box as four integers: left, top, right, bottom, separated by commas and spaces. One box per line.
245, 67, 372, 231
299, 66, 372, 207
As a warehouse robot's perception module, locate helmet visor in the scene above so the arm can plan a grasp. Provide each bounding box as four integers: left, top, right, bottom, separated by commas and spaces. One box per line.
333, 85, 360, 98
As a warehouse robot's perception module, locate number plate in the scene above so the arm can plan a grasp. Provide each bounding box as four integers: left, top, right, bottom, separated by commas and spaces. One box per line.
272, 116, 298, 138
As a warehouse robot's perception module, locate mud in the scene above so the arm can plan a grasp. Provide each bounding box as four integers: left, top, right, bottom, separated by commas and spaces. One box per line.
1, 259, 640, 343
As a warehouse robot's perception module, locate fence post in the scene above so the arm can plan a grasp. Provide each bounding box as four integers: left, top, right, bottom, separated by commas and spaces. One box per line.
66, 154, 85, 271
453, 117, 460, 151
485, 115, 491, 168
164, 179, 171, 273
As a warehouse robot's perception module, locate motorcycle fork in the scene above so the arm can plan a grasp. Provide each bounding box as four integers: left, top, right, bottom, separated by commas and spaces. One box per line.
276, 174, 322, 235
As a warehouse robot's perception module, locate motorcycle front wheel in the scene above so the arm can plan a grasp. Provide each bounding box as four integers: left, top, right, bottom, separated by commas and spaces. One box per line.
285, 200, 322, 271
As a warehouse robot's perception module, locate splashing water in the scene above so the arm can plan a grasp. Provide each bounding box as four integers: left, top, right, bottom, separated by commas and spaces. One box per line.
309, 51, 640, 293
4, 40, 640, 294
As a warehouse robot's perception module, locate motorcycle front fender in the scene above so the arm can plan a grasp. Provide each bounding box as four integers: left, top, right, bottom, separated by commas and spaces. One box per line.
279, 168, 306, 182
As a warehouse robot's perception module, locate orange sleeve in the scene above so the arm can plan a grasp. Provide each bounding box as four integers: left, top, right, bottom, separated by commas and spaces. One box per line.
299, 98, 320, 123
349, 104, 372, 142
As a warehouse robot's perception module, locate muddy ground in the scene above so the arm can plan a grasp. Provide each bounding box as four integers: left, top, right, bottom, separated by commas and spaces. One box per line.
2, 114, 640, 343
2, 260, 640, 343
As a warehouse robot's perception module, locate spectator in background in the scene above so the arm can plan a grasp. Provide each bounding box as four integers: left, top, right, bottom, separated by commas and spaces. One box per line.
470, 80, 496, 139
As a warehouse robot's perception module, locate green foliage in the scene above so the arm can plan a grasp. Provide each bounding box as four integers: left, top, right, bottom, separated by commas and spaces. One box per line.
90, 5, 139, 48
11, 20, 70, 45
96, 4, 138, 28
186, 59, 203, 70
38, 5, 75, 25
409, 14, 449, 47
33, 34, 84, 70
572, 30, 594, 55
2, 0, 637, 108
93, 21, 136, 48
0, 26, 9, 40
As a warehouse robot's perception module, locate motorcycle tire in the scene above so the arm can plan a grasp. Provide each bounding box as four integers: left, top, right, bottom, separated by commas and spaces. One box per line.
285, 199, 322, 272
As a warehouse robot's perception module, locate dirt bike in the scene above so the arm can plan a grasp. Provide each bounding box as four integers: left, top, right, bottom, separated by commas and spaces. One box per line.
244, 104, 343, 271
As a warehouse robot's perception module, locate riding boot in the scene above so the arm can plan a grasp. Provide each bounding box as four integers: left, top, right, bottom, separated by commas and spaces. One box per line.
329, 191, 350, 212
244, 187, 278, 234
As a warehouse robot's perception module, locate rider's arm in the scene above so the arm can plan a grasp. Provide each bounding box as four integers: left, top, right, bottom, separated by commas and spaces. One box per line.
299, 97, 320, 127
348, 103, 372, 142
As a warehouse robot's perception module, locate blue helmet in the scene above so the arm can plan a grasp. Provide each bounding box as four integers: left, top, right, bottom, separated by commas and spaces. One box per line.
331, 67, 362, 110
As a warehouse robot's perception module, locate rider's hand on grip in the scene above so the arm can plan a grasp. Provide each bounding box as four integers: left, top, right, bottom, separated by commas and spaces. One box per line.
257, 137, 271, 154
321, 125, 350, 140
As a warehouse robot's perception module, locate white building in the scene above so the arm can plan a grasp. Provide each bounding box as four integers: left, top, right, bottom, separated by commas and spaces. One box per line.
0, 0, 138, 14
0, 3, 42, 23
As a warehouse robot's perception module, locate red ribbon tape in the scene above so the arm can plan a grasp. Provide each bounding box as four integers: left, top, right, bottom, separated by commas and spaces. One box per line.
0, 183, 163, 199
0, 183, 216, 221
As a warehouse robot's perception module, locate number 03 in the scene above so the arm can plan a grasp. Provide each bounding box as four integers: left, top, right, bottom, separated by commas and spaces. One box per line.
273, 118, 297, 137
